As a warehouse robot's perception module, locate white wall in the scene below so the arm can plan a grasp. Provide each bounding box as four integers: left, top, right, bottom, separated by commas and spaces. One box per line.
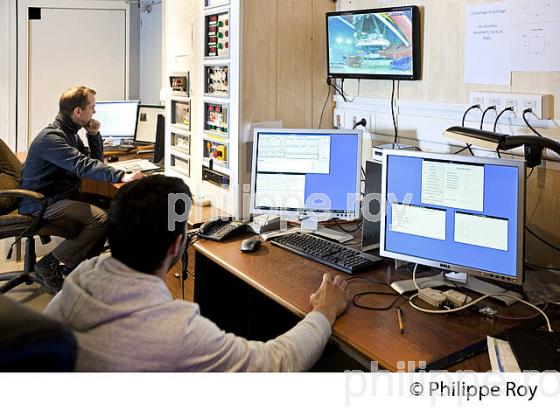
0, 0, 16, 149
139, 2, 163, 104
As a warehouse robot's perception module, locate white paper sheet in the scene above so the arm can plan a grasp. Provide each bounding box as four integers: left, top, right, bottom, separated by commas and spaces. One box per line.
465, 2, 512, 85
509, 0, 560, 71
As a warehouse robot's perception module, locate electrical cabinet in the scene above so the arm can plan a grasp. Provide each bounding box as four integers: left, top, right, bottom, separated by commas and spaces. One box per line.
164, 0, 335, 217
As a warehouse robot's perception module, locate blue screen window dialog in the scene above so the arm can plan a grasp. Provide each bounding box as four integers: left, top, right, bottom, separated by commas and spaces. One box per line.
384, 155, 520, 278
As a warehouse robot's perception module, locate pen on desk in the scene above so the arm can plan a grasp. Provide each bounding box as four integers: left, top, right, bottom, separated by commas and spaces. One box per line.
396, 307, 405, 335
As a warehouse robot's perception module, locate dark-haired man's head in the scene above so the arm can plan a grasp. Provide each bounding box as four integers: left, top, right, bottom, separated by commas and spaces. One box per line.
108, 175, 192, 274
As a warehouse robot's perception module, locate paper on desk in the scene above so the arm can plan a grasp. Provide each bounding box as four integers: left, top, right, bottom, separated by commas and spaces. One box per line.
487, 336, 521, 372
464, 2, 511, 85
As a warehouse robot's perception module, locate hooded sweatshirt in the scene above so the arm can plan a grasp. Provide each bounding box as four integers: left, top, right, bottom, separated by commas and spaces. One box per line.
44, 255, 332, 371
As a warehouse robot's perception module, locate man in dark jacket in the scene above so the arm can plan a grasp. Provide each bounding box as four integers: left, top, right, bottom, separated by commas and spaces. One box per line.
20, 85, 143, 290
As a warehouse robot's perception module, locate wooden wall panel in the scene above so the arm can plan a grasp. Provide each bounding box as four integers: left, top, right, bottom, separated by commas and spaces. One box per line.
276, 0, 313, 127
311, 0, 335, 128
525, 167, 560, 268
241, 0, 278, 125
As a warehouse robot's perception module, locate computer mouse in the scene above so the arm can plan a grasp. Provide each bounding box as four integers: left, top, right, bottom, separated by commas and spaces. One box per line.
240, 238, 261, 253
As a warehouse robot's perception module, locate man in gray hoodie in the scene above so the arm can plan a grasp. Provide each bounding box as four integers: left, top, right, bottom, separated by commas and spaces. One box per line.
45, 175, 350, 371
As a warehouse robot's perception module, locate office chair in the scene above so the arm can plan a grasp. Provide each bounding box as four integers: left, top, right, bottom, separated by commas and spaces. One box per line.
0, 294, 77, 371
0, 140, 80, 294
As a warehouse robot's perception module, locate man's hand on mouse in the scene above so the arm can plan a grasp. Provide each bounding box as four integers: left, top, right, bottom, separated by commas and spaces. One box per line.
121, 171, 144, 183
309, 273, 350, 326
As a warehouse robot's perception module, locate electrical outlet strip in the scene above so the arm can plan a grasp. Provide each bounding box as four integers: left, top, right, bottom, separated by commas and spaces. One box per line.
469, 91, 553, 120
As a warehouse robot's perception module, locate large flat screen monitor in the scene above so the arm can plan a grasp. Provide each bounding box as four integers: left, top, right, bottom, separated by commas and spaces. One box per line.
250, 129, 362, 229
380, 150, 525, 284
93, 100, 139, 140
134, 104, 165, 144
326, 5, 421, 80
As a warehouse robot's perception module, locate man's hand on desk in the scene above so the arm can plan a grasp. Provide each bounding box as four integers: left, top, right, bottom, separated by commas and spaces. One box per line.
309, 273, 350, 326
121, 171, 145, 183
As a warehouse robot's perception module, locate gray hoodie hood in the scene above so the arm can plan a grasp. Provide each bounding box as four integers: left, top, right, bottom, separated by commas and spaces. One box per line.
55, 255, 173, 331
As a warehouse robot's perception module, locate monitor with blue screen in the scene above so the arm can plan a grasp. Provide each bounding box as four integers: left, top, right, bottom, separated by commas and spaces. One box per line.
250, 129, 362, 230
380, 150, 525, 285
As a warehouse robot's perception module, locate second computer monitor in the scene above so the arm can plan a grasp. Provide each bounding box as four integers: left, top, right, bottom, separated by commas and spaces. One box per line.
250, 128, 362, 229
94, 100, 139, 140
380, 149, 525, 284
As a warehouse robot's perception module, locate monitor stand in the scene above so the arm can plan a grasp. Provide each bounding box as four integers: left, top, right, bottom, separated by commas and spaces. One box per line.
390, 271, 523, 306
300, 218, 354, 244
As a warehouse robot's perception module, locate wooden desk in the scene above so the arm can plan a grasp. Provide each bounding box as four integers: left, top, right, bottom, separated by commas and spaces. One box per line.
192, 234, 558, 371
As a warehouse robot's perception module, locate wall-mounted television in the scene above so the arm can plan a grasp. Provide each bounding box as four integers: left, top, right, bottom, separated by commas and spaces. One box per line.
326, 5, 421, 80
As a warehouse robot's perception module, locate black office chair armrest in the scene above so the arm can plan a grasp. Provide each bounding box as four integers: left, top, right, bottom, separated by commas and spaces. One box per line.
0, 189, 46, 204
0, 189, 49, 258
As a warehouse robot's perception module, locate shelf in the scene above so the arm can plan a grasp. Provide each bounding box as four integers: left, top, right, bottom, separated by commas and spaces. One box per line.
169, 125, 191, 135
169, 95, 191, 103
170, 146, 191, 160
202, 159, 230, 175
203, 131, 228, 142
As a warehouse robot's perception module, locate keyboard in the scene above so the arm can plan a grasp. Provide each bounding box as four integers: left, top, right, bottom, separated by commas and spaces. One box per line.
109, 144, 136, 152
269, 232, 382, 274
110, 159, 162, 173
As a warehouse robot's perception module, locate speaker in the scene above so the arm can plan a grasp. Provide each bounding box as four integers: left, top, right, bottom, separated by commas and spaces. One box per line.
361, 160, 382, 250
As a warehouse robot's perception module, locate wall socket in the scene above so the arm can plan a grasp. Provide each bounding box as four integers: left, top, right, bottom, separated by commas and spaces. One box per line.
333, 108, 345, 129
469, 91, 553, 119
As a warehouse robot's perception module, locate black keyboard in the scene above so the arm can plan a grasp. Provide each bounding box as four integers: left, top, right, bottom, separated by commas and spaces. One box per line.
269, 232, 382, 274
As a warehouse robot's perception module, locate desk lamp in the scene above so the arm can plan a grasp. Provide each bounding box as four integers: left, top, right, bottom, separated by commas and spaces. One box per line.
443, 126, 560, 167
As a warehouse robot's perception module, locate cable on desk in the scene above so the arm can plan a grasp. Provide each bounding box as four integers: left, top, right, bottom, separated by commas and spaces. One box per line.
496, 303, 548, 321
408, 293, 552, 331
346, 276, 408, 311
333, 219, 362, 233
409, 263, 553, 331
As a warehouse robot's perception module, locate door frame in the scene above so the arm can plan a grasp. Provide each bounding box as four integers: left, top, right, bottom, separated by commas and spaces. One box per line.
16, 0, 133, 151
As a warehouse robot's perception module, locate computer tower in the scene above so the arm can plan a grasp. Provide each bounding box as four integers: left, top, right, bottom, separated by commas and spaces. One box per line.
362, 160, 382, 250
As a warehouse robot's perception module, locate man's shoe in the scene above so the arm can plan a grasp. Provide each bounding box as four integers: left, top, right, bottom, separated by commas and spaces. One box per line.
34, 262, 65, 292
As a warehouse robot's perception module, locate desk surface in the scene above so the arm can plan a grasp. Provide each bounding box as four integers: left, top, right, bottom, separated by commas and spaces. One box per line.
194, 233, 555, 371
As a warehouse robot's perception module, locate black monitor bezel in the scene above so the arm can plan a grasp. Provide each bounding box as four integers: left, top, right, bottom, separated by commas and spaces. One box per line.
326, 5, 421, 81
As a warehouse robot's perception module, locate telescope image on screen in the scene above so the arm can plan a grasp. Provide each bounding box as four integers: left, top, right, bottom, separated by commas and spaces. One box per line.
327, 6, 420, 80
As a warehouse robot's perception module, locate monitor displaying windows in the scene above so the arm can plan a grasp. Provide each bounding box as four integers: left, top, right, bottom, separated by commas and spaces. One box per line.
93, 100, 139, 139
250, 129, 362, 225
380, 150, 525, 284
326, 5, 421, 80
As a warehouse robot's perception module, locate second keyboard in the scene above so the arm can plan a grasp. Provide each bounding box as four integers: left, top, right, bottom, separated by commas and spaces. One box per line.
269, 232, 382, 274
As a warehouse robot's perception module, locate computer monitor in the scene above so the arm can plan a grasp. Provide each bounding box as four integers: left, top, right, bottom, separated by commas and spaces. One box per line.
134, 104, 165, 144
93, 100, 139, 140
250, 128, 362, 231
380, 150, 525, 285
326, 5, 421, 80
